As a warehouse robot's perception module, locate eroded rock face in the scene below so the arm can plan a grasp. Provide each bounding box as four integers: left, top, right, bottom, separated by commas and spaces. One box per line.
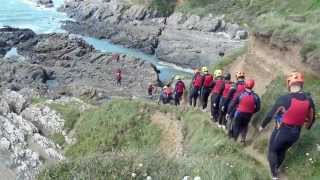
59, 0, 248, 68
0, 27, 160, 100
0, 89, 66, 180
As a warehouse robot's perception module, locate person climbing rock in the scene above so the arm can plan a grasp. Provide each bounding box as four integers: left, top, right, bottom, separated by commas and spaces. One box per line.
159, 85, 174, 104
174, 76, 186, 106
115, 69, 122, 86
258, 71, 316, 180
218, 72, 233, 129
148, 83, 155, 96
228, 79, 260, 143
189, 68, 204, 107
200, 67, 214, 109
225, 71, 246, 132
210, 69, 224, 122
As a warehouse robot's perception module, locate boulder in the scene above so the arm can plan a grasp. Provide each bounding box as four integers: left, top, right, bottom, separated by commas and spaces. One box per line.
0, 137, 11, 150
2, 90, 28, 114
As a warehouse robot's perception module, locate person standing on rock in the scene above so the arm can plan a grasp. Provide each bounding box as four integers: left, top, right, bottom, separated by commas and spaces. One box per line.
210, 69, 225, 122
189, 68, 204, 107
258, 71, 316, 180
115, 69, 122, 86
218, 72, 234, 129
148, 83, 155, 96
174, 76, 186, 106
228, 79, 260, 143
224, 71, 246, 132
200, 67, 214, 109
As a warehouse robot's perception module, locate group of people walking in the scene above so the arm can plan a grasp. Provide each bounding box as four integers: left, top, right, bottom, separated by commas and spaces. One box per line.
154, 68, 316, 180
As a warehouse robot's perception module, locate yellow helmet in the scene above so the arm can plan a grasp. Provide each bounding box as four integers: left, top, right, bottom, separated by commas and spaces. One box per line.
175, 75, 182, 80
201, 66, 208, 73
214, 69, 223, 77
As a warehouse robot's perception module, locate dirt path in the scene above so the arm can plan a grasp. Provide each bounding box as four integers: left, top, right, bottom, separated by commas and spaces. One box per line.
226, 36, 315, 95
151, 112, 184, 158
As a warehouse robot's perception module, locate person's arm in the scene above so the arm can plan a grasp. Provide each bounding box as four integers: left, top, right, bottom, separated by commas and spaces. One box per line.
210, 80, 216, 89
254, 94, 261, 113
305, 97, 316, 129
260, 96, 286, 129
219, 81, 225, 95
227, 94, 240, 114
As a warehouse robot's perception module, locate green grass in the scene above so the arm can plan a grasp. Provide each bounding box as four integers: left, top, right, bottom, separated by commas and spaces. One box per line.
48, 103, 81, 133
64, 100, 162, 158
38, 100, 268, 180
31, 96, 47, 105
49, 133, 66, 147
210, 45, 248, 72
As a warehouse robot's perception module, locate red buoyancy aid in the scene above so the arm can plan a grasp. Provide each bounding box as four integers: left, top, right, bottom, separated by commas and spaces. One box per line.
222, 81, 233, 98
175, 81, 185, 93
211, 79, 224, 94
164, 87, 173, 96
232, 82, 246, 100
236, 91, 258, 113
193, 73, 204, 89
203, 74, 214, 88
283, 98, 311, 126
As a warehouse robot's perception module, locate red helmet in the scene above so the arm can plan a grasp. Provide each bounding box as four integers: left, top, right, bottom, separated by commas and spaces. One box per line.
245, 79, 255, 89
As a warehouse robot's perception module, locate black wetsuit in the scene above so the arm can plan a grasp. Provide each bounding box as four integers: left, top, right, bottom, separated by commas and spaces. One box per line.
261, 92, 315, 177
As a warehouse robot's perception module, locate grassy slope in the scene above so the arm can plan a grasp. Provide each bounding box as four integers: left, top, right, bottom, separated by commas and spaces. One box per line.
38, 100, 268, 180
178, 0, 320, 60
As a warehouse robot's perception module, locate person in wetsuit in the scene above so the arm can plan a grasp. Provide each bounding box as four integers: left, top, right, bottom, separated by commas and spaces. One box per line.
259, 71, 316, 180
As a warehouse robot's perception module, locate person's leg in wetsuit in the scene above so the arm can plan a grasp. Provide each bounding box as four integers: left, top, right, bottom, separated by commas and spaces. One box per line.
268, 126, 300, 177
218, 97, 226, 126
210, 94, 217, 121
189, 87, 199, 107
232, 112, 251, 143
202, 88, 211, 109
174, 92, 182, 106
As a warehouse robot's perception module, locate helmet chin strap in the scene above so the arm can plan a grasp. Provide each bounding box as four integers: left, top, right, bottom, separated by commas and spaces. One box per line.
289, 85, 302, 93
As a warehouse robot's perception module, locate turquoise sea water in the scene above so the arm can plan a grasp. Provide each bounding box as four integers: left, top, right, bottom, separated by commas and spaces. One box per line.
0, 0, 192, 81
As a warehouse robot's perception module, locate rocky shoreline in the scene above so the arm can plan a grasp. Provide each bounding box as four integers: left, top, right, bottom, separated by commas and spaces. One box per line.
59, 0, 247, 68
0, 27, 160, 101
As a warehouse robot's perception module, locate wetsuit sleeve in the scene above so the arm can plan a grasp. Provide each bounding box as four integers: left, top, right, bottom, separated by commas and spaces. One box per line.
254, 94, 261, 113
305, 97, 316, 129
224, 85, 236, 107
261, 95, 286, 128
227, 94, 240, 114
219, 82, 225, 95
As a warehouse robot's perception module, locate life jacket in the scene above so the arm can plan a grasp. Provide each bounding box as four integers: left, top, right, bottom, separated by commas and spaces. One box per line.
175, 81, 185, 93
282, 98, 311, 126
211, 79, 224, 94
232, 81, 246, 100
236, 91, 258, 113
222, 81, 233, 98
202, 74, 214, 88
192, 73, 203, 89
164, 87, 173, 96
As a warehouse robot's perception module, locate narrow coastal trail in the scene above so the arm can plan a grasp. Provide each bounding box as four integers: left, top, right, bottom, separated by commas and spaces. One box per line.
151, 112, 184, 158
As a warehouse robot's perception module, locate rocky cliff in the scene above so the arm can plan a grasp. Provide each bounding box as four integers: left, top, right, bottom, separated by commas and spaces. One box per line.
0, 89, 66, 180
59, 0, 247, 68
0, 27, 160, 101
